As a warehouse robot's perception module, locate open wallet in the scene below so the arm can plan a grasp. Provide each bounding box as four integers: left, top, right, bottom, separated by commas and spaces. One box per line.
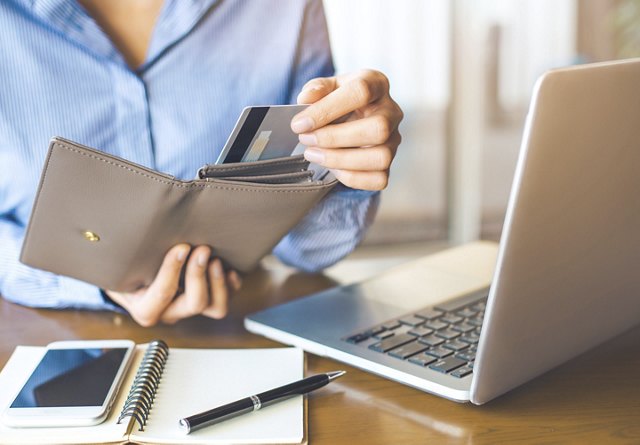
20, 137, 338, 292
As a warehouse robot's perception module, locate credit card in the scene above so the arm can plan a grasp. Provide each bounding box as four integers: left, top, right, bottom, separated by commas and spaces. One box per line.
216, 105, 331, 181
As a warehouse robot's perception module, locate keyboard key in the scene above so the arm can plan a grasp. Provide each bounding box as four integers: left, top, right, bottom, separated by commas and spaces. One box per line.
345, 333, 370, 344
468, 361, 474, 369
425, 320, 448, 330
382, 320, 401, 330
443, 340, 469, 351
369, 333, 415, 353
409, 353, 438, 367
429, 356, 467, 374
440, 314, 463, 324
344, 325, 388, 343
425, 346, 453, 358
399, 315, 424, 327
408, 327, 433, 337
467, 317, 484, 327
472, 301, 487, 311
455, 351, 476, 361
450, 366, 473, 378
415, 309, 443, 320
435, 328, 460, 340
451, 322, 475, 333
418, 335, 445, 347
368, 325, 387, 336
459, 334, 479, 344
456, 307, 478, 318
462, 329, 480, 338
388, 342, 429, 359
374, 331, 394, 340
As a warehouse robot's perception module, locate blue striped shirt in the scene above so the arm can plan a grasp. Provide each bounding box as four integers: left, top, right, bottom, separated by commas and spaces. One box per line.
0, 0, 379, 310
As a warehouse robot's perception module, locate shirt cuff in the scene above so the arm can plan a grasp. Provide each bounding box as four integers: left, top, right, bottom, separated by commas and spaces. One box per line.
57, 276, 118, 311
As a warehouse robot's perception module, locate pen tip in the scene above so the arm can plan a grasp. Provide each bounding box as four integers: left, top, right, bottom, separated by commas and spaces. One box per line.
327, 370, 346, 381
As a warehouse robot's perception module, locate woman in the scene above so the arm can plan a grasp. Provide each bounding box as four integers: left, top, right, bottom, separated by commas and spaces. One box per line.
0, 0, 403, 326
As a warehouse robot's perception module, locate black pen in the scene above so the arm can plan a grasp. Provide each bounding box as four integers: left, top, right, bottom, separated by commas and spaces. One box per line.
179, 370, 346, 434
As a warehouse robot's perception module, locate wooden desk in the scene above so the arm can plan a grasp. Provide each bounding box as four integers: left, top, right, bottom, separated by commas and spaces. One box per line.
1, 261, 639, 444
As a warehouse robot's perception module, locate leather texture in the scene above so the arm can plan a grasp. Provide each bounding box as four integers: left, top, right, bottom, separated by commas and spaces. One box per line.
20, 137, 337, 292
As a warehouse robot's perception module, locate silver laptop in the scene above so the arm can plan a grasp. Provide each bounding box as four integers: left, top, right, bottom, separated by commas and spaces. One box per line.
245, 59, 640, 404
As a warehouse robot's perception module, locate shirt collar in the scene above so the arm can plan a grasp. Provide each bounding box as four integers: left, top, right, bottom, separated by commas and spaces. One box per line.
144, 0, 220, 71
20, 0, 219, 71
23, 0, 124, 66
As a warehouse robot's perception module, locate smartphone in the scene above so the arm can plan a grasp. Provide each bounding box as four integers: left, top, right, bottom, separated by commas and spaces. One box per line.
1, 339, 135, 428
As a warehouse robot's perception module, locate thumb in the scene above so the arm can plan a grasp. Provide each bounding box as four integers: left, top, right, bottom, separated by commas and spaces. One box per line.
296, 77, 337, 105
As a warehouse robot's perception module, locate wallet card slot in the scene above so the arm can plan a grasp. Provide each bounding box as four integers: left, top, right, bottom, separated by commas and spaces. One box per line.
198, 155, 310, 179
213, 170, 314, 185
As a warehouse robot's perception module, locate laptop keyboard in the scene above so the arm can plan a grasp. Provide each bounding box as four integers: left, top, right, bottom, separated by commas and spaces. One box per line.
342, 292, 487, 378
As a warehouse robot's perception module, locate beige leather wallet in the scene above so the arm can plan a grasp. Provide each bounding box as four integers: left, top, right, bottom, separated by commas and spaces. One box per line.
20, 137, 337, 292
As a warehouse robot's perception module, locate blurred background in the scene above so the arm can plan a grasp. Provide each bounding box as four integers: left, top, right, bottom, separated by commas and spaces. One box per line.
322, 0, 640, 248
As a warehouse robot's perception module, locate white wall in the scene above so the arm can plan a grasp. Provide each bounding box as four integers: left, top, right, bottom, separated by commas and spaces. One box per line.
323, 0, 577, 242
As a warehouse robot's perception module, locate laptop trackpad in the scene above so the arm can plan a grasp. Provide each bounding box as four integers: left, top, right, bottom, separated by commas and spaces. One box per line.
357, 259, 490, 311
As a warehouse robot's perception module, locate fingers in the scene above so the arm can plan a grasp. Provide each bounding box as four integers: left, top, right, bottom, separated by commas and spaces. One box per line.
298, 111, 395, 148
201, 259, 229, 319
147, 244, 190, 300
290, 69, 403, 192
160, 245, 211, 324
228, 270, 243, 292
291, 70, 390, 133
164, 257, 241, 323
303, 129, 400, 191
331, 169, 391, 191
296, 77, 336, 105
303, 130, 400, 172
132, 244, 190, 326
111, 244, 242, 326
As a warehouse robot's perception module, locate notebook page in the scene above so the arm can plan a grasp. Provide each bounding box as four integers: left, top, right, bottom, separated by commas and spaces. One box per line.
131, 348, 304, 445
0, 346, 137, 445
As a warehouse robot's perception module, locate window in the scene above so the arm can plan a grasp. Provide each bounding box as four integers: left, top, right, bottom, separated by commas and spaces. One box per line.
324, 0, 578, 243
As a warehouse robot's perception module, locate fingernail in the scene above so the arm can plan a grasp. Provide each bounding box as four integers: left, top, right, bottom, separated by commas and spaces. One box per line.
198, 250, 209, 267
291, 116, 314, 133
230, 270, 242, 286
177, 246, 189, 262
298, 133, 317, 146
304, 148, 324, 164
213, 259, 223, 278
299, 85, 324, 97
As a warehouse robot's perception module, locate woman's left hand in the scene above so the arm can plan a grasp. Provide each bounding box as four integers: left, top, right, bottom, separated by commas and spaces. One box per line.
291, 69, 403, 191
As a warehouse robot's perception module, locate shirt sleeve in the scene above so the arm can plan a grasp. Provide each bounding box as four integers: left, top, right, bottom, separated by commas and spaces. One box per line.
0, 215, 114, 310
286, 0, 335, 104
274, 0, 381, 272
274, 186, 380, 272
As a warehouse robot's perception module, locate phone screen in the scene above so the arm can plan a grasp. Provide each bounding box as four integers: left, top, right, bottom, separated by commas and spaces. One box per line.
10, 348, 129, 408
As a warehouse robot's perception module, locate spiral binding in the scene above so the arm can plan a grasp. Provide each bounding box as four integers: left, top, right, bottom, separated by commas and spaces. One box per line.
117, 339, 169, 431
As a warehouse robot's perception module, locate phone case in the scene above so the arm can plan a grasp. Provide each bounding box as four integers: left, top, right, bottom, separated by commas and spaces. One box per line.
20, 137, 337, 292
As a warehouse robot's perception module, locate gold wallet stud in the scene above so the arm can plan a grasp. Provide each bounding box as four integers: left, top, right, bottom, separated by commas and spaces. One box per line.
83, 231, 100, 242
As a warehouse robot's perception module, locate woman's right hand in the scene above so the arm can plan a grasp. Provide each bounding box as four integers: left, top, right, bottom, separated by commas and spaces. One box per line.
104, 244, 242, 327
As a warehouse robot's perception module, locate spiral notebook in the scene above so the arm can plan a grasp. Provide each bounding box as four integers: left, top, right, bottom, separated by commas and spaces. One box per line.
0, 342, 306, 445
